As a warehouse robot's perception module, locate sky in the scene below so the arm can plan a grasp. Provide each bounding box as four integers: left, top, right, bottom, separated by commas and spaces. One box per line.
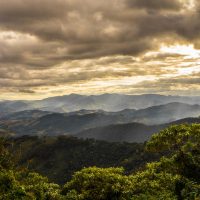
0, 0, 200, 100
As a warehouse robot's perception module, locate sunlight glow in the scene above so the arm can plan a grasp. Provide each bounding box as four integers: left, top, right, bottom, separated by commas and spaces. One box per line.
178, 66, 200, 75
160, 44, 200, 59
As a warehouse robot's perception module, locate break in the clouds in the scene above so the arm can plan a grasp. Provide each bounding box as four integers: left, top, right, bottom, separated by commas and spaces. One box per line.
0, 0, 200, 99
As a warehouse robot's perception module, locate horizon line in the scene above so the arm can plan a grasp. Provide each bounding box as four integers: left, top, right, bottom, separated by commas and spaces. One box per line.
1, 93, 200, 101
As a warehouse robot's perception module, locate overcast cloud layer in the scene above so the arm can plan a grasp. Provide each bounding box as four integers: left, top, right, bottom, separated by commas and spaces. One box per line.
0, 0, 200, 99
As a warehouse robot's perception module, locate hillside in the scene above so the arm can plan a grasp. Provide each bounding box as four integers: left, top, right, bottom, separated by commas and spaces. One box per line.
76, 122, 162, 143
0, 112, 130, 136
9, 135, 159, 184
1, 102, 200, 139
0, 110, 51, 120
76, 117, 200, 142
131, 102, 200, 124
1, 94, 200, 113
32, 94, 200, 112
1, 124, 199, 199
0, 101, 30, 116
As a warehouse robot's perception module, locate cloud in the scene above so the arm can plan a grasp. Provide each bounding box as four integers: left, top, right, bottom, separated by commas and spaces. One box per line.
126, 0, 182, 10
0, 0, 199, 63
127, 71, 200, 94
0, 0, 200, 99
0, 51, 199, 98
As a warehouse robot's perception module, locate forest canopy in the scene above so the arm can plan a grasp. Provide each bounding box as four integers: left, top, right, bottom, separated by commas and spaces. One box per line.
0, 124, 200, 200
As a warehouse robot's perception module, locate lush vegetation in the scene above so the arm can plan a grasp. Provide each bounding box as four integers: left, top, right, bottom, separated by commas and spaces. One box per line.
0, 124, 200, 199
9, 136, 158, 184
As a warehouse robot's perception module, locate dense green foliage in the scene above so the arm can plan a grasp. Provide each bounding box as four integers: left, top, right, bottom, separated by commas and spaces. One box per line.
10, 136, 158, 184
0, 124, 200, 199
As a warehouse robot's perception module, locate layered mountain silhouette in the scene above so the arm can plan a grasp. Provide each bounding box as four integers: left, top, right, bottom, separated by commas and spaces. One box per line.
76, 123, 162, 143
1, 94, 200, 113
0, 101, 200, 142
76, 117, 200, 142
130, 102, 200, 124
1, 110, 51, 120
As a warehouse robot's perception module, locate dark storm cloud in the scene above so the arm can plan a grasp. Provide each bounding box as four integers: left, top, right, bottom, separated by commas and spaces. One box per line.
0, 0, 68, 21
126, 0, 182, 10
0, 0, 200, 65
0, 0, 200, 98
1, 0, 197, 66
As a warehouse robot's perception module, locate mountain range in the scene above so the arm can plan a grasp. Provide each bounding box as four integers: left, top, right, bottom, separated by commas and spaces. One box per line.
76, 117, 200, 142
0, 100, 200, 142
1, 94, 200, 114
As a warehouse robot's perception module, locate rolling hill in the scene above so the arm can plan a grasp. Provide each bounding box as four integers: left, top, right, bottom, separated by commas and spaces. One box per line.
0, 110, 51, 120
0, 102, 200, 140
76, 122, 162, 143
0, 94, 200, 113
76, 117, 200, 142
9, 135, 159, 184
131, 102, 200, 124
